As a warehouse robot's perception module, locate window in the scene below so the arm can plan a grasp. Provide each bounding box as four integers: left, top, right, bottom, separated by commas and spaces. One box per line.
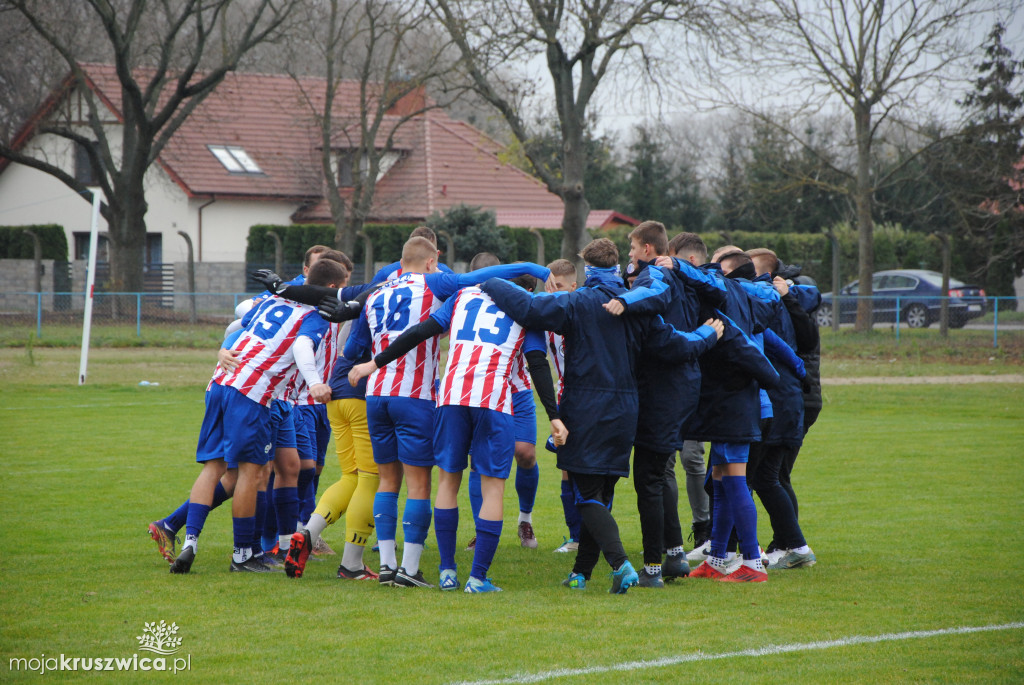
208, 145, 264, 174
74, 232, 109, 262
75, 141, 101, 185
334, 149, 402, 187
884, 275, 917, 290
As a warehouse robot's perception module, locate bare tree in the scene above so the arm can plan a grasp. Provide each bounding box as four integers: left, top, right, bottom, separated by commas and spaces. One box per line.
286, 0, 462, 256
430, 0, 716, 269
721, 0, 1007, 330
0, 0, 295, 292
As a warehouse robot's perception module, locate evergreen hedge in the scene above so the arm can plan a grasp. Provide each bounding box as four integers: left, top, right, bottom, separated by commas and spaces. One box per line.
0, 225, 68, 260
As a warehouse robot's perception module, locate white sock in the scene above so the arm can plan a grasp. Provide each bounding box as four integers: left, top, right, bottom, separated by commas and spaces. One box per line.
183, 535, 198, 553
742, 557, 765, 572
341, 542, 365, 572
792, 545, 810, 554
645, 563, 661, 575
666, 545, 684, 557
518, 511, 532, 524
708, 554, 730, 572
401, 542, 424, 575
379, 540, 397, 569
232, 547, 252, 564
305, 514, 328, 544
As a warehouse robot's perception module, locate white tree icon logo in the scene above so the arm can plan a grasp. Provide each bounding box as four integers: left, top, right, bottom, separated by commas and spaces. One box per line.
135, 621, 183, 655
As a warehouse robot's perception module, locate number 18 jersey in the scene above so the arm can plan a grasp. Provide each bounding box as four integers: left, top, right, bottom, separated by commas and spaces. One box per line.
362, 272, 442, 401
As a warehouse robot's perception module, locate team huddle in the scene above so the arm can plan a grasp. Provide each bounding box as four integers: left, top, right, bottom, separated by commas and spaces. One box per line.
148, 221, 822, 594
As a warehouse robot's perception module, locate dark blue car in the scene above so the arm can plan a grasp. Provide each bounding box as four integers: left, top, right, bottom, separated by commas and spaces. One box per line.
816, 270, 987, 328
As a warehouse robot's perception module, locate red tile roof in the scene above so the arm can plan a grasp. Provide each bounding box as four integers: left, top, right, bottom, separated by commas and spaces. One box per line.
494, 209, 639, 230
25, 64, 571, 221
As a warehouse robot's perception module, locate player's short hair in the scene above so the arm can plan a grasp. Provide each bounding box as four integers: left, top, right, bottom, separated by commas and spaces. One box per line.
307, 257, 347, 287
409, 226, 438, 246
718, 251, 752, 273
629, 221, 669, 256
580, 238, 619, 268
745, 247, 779, 275
547, 258, 577, 279
711, 244, 742, 263
668, 232, 707, 262
304, 245, 331, 266
511, 273, 537, 291
469, 252, 500, 270
318, 248, 354, 273
402, 236, 438, 265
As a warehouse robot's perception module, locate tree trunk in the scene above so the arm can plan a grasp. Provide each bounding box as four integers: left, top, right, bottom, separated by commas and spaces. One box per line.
559, 120, 590, 277
854, 100, 874, 332
107, 180, 148, 294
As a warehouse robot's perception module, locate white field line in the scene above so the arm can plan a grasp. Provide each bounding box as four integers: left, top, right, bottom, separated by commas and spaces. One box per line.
451, 622, 1024, 685
0, 400, 184, 411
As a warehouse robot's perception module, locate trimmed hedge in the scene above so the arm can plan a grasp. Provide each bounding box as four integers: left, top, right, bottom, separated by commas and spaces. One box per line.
0, 225, 68, 260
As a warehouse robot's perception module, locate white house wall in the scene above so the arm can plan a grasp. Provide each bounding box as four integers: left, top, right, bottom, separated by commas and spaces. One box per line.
0, 131, 301, 265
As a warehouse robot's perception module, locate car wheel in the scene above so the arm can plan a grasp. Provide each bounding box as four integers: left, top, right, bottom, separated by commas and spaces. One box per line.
904, 303, 930, 328
815, 304, 833, 327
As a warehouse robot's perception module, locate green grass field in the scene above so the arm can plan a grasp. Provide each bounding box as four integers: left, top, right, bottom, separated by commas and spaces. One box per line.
1, 348, 1023, 683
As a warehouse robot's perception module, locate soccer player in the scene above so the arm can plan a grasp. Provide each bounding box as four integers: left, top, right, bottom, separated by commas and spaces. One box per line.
481, 238, 723, 593
349, 273, 563, 592
653, 249, 779, 582
461, 253, 544, 551
336, 237, 552, 587
603, 220, 703, 587
167, 258, 347, 573
543, 259, 582, 554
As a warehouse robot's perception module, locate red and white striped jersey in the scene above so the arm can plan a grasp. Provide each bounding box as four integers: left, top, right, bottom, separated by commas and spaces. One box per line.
296, 321, 342, 405
363, 272, 442, 401
436, 287, 527, 414
508, 353, 531, 393
547, 331, 565, 403
213, 296, 327, 407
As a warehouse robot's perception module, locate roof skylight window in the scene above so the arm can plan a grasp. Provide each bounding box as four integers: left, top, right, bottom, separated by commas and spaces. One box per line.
208, 145, 264, 174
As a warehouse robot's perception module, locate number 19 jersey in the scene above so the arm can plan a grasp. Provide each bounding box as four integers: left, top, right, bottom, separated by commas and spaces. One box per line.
363, 272, 441, 401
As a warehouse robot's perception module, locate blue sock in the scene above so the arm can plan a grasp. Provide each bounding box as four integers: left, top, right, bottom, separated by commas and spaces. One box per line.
262, 485, 278, 552
252, 490, 267, 551
233, 516, 255, 552
471, 518, 503, 581
709, 479, 735, 558
515, 464, 539, 514
298, 468, 316, 525
275, 486, 300, 538
434, 507, 459, 572
185, 502, 211, 539
403, 498, 432, 546
468, 470, 482, 528
723, 475, 760, 561
164, 500, 189, 534
212, 481, 230, 509
561, 480, 582, 540
373, 492, 399, 543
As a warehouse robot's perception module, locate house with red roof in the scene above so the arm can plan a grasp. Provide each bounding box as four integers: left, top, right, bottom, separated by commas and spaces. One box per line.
0, 64, 635, 268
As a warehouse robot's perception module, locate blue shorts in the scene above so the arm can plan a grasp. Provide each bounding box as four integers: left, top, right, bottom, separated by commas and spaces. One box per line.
294, 404, 330, 465
270, 400, 296, 450
195, 383, 273, 467
434, 405, 514, 479
365, 396, 436, 468
312, 404, 331, 466
511, 390, 537, 444
708, 442, 750, 466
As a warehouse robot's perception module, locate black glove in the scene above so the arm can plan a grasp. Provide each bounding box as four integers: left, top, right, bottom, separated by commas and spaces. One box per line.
253, 269, 284, 293
318, 296, 363, 323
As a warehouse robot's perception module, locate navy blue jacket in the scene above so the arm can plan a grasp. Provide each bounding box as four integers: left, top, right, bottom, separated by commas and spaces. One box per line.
481, 273, 718, 477
667, 261, 778, 443
744, 276, 804, 446
615, 261, 703, 453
